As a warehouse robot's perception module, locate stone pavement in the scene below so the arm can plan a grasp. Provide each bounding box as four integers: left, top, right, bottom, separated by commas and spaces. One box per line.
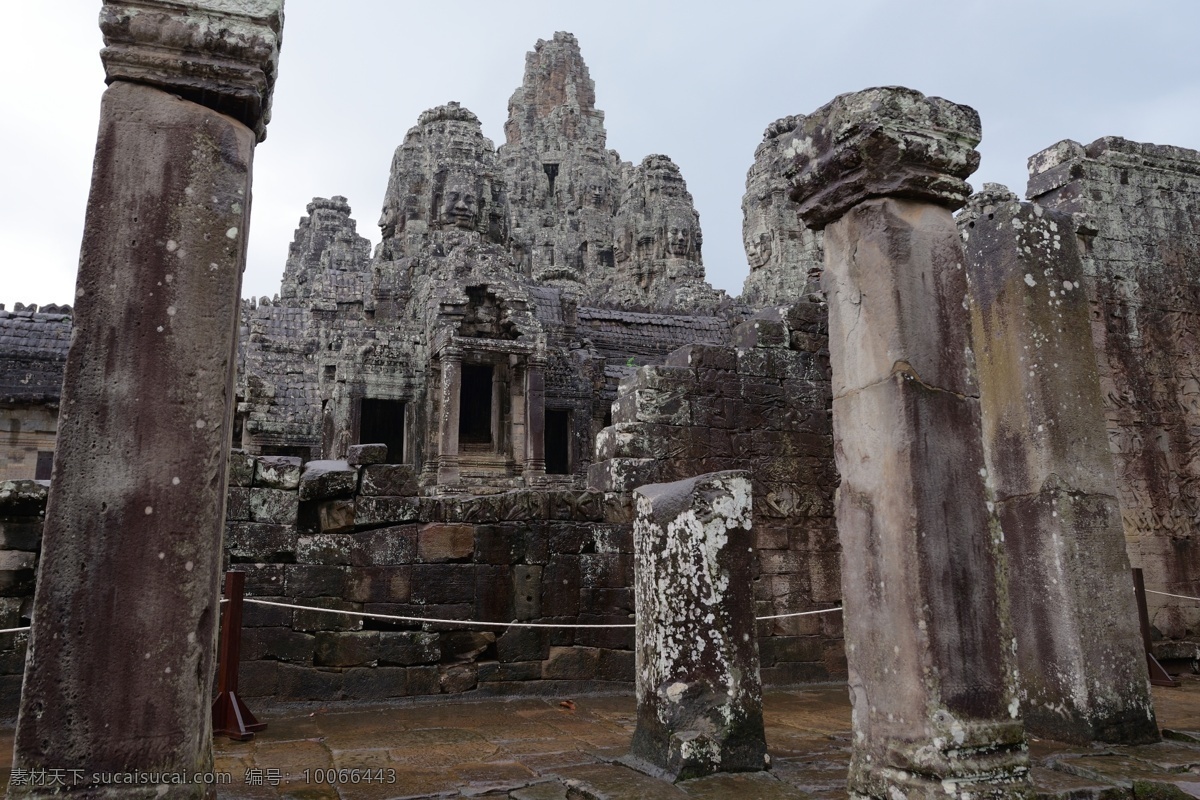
0, 679, 1198, 798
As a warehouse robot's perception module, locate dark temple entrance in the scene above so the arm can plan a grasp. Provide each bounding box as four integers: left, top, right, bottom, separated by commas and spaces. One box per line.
359, 398, 405, 463
545, 408, 570, 475
460, 364, 494, 445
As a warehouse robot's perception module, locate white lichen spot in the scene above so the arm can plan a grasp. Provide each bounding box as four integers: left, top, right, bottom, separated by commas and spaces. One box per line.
165, 240, 178, 253
172, 477, 180, 485
144, 506, 153, 515
164, 666, 171, 674
167, 306, 176, 317
187, 632, 196, 643
195, 419, 206, 429
1009, 696, 1020, 718
158, 552, 165, 560
665, 682, 688, 703
185, 560, 194, 572
226, 227, 239, 239
1024, 273, 1037, 287
156, 326, 164, 333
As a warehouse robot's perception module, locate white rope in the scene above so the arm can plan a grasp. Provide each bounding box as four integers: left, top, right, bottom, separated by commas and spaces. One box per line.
239, 597, 843, 629
0, 626, 29, 634
756, 607, 843, 621
1147, 589, 1200, 603
242, 598, 635, 629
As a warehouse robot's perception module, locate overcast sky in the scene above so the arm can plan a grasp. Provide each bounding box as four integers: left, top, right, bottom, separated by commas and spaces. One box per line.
3, 1, 1198, 310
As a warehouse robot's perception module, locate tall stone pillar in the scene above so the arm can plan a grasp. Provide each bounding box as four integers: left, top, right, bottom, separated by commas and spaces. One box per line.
961, 186, 1159, 744
525, 354, 547, 479
11, 2, 283, 798
437, 347, 463, 485
630, 471, 767, 781
786, 88, 1029, 798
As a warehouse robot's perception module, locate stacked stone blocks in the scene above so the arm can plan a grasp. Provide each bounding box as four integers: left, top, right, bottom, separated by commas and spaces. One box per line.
589, 300, 843, 685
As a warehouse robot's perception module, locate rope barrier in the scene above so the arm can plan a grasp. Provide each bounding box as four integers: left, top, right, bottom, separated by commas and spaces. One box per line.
1147, 589, 1200, 603
240, 597, 844, 629
0, 626, 29, 635
757, 607, 843, 621
243, 598, 635, 629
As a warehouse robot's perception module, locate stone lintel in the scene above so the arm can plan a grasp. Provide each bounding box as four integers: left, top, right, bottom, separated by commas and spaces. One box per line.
784, 86, 981, 229
99, 0, 284, 141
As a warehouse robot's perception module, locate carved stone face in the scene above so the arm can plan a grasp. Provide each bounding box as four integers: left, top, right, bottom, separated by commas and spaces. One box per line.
745, 223, 773, 270
666, 222, 693, 257
614, 226, 632, 263
378, 197, 399, 239
440, 177, 478, 229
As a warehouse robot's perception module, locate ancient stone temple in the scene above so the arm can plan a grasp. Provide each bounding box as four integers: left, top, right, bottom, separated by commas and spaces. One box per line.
10, 19, 1200, 798
236, 33, 740, 493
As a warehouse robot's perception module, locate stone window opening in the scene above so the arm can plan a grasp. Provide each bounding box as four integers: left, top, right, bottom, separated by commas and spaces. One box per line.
545, 408, 571, 475
359, 398, 406, 463
543, 163, 559, 197
460, 364, 494, 445
35, 451, 54, 481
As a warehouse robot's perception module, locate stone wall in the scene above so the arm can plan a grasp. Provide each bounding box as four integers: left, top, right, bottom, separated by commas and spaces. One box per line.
0, 480, 42, 714
0, 307, 71, 481
589, 299, 844, 684
223, 453, 640, 700
1027, 137, 1200, 641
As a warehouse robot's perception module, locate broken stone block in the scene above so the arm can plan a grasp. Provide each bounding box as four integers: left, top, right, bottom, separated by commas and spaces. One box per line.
0, 551, 37, 597
255, 455, 302, 490
963, 190, 1158, 744
298, 459, 357, 501
344, 566, 411, 604
346, 443, 387, 466
249, 487, 299, 525
440, 663, 478, 694
314, 631, 378, 668
441, 631, 494, 662
377, 632, 440, 666
630, 470, 766, 781
417, 523, 475, 562
354, 495, 420, 526
225, 486, 251, 521
0, 481, 47, 518
359, 464, 419, 496
317, 499, 356, 534
542, 645, 601, 680
225, 522, 298, 562
732, 317, 788, 350
227, 450, 256, 487
0, 521, 42, 553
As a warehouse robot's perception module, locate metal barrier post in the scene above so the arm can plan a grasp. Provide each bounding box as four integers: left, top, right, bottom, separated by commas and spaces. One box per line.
1133, 567, 1180, 688
212, 570, 267, 740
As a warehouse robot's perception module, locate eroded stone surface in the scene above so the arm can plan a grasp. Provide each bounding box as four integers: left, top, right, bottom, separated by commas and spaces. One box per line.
740, 116, 825, 306
631, 471, 766, 781
962, 188, 1159, 745
786, 86, 981, 229
1027, 137, 1200, 646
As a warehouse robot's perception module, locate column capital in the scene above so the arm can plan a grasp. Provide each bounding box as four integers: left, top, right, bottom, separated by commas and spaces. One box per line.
441, 345, 463, 363
784, 86, 981, 229
99, 0, 284, 141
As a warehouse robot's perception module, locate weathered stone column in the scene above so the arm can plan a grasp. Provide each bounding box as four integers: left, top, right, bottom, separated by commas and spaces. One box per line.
961, 186, 1159, 744
525, 354, 547, 479
437, 347, 463, 485
630, 470, 767, 782
11, 2, 282, 798
786, 88, 1029, 798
